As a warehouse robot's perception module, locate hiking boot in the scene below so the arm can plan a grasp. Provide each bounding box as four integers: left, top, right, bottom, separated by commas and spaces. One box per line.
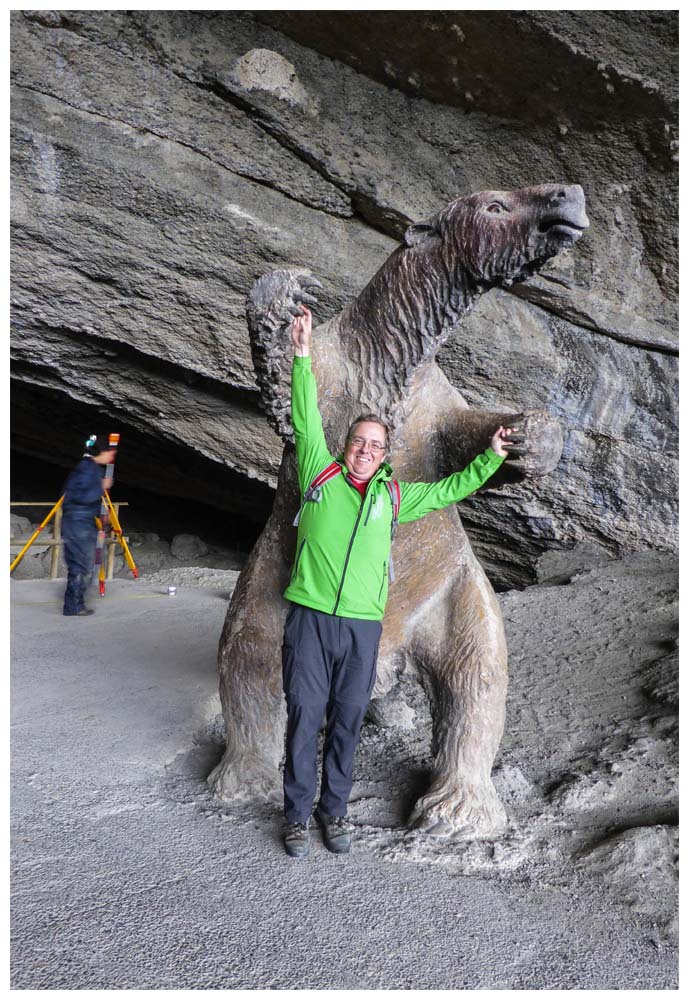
316, 810, 354, 854
283, 821, 311, 859
63, 608, 95, 617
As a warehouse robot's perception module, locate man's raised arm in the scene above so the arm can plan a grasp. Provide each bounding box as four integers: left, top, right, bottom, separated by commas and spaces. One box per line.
290, 307, 334, 493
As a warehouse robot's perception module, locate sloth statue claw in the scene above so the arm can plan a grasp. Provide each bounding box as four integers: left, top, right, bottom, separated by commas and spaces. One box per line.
500, 411, 564, 477
211, 184, 589, 837
247, 270, 322, 334
245, 270, 323, 440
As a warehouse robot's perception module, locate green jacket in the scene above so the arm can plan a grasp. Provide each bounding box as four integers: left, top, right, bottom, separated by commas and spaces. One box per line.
283, 356, 504, 621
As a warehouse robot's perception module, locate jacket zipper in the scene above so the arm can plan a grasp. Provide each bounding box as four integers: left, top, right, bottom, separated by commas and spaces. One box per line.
291, 538, 306, 581
332, 495, 366, 615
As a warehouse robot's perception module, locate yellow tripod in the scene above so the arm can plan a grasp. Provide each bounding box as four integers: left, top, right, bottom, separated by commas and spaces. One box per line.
102, 490, 139, 582
10, 497, 64, 573
10, 494, 139, 585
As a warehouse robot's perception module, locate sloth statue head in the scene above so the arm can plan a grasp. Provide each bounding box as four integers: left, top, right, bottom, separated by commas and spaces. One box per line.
404, 183, 589, 288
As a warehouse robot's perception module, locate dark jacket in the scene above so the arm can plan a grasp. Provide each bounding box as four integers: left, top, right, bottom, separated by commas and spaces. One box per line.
62, 457, 104, 520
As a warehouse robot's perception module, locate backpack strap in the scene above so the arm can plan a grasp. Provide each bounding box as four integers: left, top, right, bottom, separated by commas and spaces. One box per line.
385, 480, 401, 531
384, 480, 401, 583
292, 461, 342, 527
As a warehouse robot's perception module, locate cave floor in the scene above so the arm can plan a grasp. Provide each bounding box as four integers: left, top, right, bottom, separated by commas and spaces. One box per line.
10, 572, 678, 990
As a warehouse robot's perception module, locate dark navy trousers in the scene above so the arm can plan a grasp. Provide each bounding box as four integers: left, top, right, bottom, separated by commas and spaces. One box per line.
62, 515, 97, 614
282, 603, 382, 823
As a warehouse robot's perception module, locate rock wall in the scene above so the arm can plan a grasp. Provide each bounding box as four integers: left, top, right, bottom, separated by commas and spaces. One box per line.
10, 11, 677, 586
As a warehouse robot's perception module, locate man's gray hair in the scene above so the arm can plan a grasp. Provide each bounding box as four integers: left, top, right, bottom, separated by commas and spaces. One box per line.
346, 413, 389, 449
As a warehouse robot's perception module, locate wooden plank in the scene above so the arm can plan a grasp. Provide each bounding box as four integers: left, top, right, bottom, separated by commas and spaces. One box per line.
50, 506, 62, 579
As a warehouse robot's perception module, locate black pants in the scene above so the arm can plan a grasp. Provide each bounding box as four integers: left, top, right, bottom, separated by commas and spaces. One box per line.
282, 603, 382, 823
62, 515, 96, 615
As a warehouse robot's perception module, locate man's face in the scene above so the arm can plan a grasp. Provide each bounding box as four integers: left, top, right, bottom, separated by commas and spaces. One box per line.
343, 421, 387, 482
94, 449, 117, 466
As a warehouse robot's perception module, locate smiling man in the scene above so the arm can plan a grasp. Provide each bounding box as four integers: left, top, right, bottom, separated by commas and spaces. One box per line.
281, 306, 515, 859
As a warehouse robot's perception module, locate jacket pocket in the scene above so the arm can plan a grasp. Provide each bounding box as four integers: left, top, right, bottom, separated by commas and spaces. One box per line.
363, 492, 376, 526
291, 538, 306, 581
377, 561, 387, 601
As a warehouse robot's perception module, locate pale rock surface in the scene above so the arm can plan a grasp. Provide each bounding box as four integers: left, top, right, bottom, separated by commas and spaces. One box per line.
170, 533, 209, 560
10, 513, 32, 539
229, 48, 317, 114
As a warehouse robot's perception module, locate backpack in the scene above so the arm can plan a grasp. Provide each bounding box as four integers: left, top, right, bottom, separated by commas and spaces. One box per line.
292, 461, 401, 581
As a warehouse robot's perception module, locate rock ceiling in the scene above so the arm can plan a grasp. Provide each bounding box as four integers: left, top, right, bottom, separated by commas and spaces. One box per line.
10, 10, 677, 586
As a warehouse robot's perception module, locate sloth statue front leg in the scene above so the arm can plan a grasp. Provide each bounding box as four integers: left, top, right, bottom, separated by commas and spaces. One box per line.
409, 557, 509, 837
446, 407, 564, 481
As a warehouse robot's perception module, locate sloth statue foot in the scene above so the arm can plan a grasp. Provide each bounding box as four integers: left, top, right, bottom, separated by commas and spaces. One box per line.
207, 750, 281, 804
408, 775, 508, 838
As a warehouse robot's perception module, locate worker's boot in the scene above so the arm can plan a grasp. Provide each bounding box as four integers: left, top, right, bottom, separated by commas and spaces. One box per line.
283, 820, 311, 859
316, 810, 354, 854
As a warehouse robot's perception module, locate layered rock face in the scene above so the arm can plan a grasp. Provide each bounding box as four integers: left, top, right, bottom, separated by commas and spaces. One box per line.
10, 11, 677, 586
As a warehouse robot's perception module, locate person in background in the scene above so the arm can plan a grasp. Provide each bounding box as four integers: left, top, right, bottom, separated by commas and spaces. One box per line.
61, 435, 115, 617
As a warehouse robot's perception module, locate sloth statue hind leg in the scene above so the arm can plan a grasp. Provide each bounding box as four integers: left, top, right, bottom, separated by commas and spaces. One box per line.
208, 452, 299, 802
409, 558, 509, 837
207, 524, 291, 802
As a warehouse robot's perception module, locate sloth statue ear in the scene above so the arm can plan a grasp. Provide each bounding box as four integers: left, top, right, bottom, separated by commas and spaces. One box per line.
404, 219, 440, 247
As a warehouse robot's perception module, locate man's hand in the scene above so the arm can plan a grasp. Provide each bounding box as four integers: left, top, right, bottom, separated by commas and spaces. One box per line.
103, 476, 113, 491
291, 306, 313, 357
490, 425, 518, 458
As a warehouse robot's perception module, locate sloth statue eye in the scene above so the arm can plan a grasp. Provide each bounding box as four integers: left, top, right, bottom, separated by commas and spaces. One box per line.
486, 202, 507, 214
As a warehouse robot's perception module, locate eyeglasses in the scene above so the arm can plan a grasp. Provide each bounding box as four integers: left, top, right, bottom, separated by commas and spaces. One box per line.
348, 435, 386, 453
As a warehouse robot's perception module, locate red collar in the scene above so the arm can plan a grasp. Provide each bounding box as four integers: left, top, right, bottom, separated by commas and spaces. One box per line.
346, 473, 369, 498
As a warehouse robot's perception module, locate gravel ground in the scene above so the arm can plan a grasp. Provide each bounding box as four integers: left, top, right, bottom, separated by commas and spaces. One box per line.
10, 554, 678, 989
